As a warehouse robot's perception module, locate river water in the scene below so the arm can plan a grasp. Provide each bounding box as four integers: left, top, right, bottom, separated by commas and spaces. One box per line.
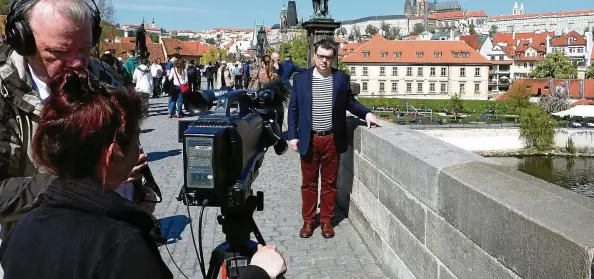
489, 156, 594, 200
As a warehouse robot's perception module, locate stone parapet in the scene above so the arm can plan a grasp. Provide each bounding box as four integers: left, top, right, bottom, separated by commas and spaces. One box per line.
338, 117, 594, 279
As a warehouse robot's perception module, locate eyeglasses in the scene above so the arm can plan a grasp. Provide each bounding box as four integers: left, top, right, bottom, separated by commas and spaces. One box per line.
316, 54, 333, 61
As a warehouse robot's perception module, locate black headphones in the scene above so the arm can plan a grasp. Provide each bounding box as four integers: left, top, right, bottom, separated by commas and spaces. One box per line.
3, 0, 103, 56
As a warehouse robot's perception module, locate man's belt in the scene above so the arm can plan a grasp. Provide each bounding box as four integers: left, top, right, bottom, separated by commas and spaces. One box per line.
312, 129, 333, 136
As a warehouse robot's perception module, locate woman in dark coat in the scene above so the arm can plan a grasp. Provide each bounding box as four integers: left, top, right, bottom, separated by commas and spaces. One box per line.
0, 68, 285, 279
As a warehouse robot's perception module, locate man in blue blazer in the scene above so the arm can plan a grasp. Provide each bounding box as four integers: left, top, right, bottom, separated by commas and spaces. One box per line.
287, 39, 380, 239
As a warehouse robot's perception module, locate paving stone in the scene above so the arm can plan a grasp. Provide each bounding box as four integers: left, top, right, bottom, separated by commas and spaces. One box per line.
139, 97, 387, 278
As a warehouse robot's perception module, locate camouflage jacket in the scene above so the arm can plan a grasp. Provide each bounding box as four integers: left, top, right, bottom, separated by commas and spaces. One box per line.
0, 44, 123, 225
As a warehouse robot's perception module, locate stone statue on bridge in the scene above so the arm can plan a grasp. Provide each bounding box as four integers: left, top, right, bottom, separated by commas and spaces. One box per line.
312, 0, 329, 18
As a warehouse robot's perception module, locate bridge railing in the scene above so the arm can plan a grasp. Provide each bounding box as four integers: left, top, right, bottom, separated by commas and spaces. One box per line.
337, 117, 594, 279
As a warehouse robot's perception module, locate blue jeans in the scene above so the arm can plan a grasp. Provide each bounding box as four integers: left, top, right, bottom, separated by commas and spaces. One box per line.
168, 86, 184, 116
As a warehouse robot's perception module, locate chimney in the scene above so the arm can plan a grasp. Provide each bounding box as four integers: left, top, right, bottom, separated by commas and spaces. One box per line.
579, 79, 584, 98
512, 31, 516, 40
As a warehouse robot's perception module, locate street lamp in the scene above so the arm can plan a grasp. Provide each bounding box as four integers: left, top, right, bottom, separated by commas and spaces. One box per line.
175, 46, 181, 54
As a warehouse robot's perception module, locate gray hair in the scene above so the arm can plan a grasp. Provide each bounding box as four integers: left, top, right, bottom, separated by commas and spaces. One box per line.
10, 0, 95, 30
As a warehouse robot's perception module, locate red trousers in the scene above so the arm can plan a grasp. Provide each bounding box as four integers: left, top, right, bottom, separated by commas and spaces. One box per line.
300, 134, 340, 224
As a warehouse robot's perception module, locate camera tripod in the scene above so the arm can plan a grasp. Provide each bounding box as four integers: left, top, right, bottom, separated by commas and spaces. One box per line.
205, 192, 286, 279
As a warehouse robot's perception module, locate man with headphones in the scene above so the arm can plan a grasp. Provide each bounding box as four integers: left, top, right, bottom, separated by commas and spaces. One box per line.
0, 0, 151, 233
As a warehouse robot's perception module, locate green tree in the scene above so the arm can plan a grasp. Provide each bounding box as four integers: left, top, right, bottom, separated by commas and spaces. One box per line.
148, 33, 160, 43
335, 27, 347, 36
469, 24, 476, 35
519, 107, 554, 150
219, 48, 229, 61
387, 26, 401, 40
365, 24, 379, 36
450, 93, 464, 120
205, 38, 216, 45
353, 26, 362, 40
538, 93, 570, 114
488, 25, 498, 37
338, 60, 350, 75
410, 23, 424, 36
347, 34, 355, 41
200, 46, 218, 64
380, 21, 390, 36
99, 20, 123, 42
506, 83, 533, 112
0, 0, 8, 15
585, 64, 594, 79
529, 51, 578, 79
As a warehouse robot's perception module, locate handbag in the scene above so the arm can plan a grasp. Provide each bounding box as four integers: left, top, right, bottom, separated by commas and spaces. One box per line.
174, 70, 190, 94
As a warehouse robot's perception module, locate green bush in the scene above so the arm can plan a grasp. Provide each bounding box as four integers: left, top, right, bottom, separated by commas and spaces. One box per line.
519, 107, 555, 150
357, 97, 526, 115
565, 137, 576, 154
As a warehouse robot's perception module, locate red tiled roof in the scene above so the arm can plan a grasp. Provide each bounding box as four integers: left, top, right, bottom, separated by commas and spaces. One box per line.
459, 35, 481, 51
100, 42, 166, 62
161, 38, 209, 57
340, 42, 366, 57
120, 36, 153, 45
428, 10, 487, 20
213, 28, 253, 32
342, 34, 489, 64
550, 31, 587, 46
493, 32, 553, 47
490, 9, 594, 20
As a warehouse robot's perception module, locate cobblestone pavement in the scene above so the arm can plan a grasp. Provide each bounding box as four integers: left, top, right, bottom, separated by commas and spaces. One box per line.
142, 96, 387, 279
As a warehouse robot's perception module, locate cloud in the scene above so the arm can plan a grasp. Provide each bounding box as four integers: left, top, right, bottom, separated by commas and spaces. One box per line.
114, 3, 205, 13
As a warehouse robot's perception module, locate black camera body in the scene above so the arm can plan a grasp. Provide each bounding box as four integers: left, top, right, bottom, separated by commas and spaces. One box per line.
179, 84, 289, 211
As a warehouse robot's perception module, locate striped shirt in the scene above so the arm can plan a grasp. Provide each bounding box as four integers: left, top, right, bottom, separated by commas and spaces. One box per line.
311, 70, 333, 131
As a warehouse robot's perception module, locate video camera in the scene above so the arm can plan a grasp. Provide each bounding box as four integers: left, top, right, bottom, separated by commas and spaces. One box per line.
177, 80, 290, 212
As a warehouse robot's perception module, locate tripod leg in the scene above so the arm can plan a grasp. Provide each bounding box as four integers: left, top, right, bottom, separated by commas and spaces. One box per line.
206, 249, 226, 279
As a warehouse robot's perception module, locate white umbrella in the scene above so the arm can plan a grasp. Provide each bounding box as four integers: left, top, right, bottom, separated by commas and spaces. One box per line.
552, 105, 594, 118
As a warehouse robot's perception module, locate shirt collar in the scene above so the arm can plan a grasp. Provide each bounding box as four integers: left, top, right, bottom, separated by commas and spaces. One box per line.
313, 67, 332, 79
27, 63, 49, 101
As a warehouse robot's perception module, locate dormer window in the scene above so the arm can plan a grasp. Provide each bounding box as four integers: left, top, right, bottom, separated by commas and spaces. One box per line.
462, 52, 470, 58
380, 52, 388, 58
394, 52, 402, 58
434, 52, 442, 58
416, 52, 424, 58
363, 52, 370, 58
453, 52, 460, 58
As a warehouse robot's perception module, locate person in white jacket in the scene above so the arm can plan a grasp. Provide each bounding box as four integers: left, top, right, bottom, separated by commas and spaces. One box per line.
133, 58, 154, 117
167, 58, 188, 118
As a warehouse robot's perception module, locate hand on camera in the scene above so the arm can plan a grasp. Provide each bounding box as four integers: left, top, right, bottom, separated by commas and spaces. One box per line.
126, 146, 148, 183
250, 244, 286, 279
288, 139, 299, 152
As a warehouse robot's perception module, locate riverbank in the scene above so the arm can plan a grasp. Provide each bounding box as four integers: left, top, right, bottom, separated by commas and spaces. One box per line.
476, 148, 594, 157
418, 128, 594, 152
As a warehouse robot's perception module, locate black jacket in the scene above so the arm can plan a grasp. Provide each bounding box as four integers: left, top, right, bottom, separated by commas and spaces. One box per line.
0, 176, 271, 279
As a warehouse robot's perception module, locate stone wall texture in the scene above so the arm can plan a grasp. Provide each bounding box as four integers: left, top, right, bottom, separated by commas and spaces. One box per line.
337, 117, 594, 279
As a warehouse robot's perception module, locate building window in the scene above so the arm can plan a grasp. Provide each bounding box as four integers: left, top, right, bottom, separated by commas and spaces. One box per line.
430, 83, 436, 92
381, 52, 388, 58
475, 68, 480, 77
416, 52, 424, 58
363, 52, 370, 58
462, 52, 470, 58
460, 83, 465, 93
434, 52, 442, 58
379, 81, 385, 92
441, 67, 447, 76
392, 67, 398, 76
417, 67, 423, 76
417, 82, 423, 92
362, 81, 368, 91
363, 67, 368, 76
474, 83, 480, 93
394, 52, 402, 58
380, 67, 385, 76
460, 68, 466, 77
406, 83, 412, 92
430, 67, 436, 76
441, 83, 447, 92
453, 52, 460, 58
350, 67, 356, 75
391, 82, 398, 92
406, 67, 412, 76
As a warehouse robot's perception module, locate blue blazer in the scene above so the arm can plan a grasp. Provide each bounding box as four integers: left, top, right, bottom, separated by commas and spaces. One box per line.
287, 68, 371, 156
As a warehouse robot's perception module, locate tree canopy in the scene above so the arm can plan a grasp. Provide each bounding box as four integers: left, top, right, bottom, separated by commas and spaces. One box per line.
365, 24, 379, 36
529, 51, 578, 79
410, 23, 424, 36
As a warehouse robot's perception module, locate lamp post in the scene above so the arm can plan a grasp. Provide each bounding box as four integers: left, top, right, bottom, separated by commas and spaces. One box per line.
174, 46, 181, 58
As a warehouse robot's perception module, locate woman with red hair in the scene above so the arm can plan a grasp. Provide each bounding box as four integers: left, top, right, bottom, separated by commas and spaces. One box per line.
0, 68, 285, 279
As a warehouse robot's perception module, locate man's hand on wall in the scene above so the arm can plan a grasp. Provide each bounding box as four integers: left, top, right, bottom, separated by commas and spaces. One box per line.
365, 113, 382, 129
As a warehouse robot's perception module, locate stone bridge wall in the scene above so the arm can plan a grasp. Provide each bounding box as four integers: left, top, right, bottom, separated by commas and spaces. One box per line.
337, 118, 594, 279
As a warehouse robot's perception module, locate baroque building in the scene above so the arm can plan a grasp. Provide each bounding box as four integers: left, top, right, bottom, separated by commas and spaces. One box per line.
404, 0, 462, 17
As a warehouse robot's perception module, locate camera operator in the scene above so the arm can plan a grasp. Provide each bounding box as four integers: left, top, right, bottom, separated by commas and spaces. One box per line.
0, 0, 154, 237
0, 69, 286, 279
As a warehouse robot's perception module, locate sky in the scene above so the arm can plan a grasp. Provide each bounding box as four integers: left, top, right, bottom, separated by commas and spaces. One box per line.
112, 0, 594, 31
